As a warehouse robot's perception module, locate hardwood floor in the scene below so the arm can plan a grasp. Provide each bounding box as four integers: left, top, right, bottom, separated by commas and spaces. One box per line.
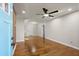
14, 36, 79, 56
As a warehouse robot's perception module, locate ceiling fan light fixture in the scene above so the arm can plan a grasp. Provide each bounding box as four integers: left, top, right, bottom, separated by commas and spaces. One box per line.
43, 14, 49, 17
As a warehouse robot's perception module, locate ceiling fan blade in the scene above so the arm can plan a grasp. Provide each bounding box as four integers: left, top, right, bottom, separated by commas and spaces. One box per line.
43, 8, 48, 14
49, 10, 58, 14
49, 15, 54, 17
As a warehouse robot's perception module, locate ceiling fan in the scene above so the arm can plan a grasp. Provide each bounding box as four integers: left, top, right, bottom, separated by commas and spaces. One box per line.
36, 8, 58, 18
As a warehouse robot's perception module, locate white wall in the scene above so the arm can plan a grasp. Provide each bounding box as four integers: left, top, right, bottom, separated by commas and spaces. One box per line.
38, 11, 79, 49
24, 21, 39, 36
16, 19, 24, 42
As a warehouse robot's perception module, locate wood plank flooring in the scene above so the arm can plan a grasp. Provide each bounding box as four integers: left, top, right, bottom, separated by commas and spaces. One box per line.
14, 36, 79, 56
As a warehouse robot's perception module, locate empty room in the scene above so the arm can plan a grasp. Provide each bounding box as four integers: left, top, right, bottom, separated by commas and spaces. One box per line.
13, 3, 79, 56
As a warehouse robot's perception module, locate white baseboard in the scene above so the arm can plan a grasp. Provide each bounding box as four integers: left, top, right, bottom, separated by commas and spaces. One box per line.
12, 44, 17, 56
46, 37, 79, 50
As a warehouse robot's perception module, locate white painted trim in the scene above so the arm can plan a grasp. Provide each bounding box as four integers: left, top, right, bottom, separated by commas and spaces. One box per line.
46, 37, 79, 50
12, 44, 17, 56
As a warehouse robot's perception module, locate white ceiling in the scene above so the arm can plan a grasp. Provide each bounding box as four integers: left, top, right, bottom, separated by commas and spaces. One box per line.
14, 3, 79, 23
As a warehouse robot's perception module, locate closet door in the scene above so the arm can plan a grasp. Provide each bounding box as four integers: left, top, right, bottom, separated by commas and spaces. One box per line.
3, 20, 10, 56
0, 12, 12, 56
0, 19, 9, 56
0, 3, 13, 56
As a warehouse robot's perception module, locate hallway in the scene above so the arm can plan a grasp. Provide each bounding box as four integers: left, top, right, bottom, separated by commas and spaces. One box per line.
14, 36, 79, 56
